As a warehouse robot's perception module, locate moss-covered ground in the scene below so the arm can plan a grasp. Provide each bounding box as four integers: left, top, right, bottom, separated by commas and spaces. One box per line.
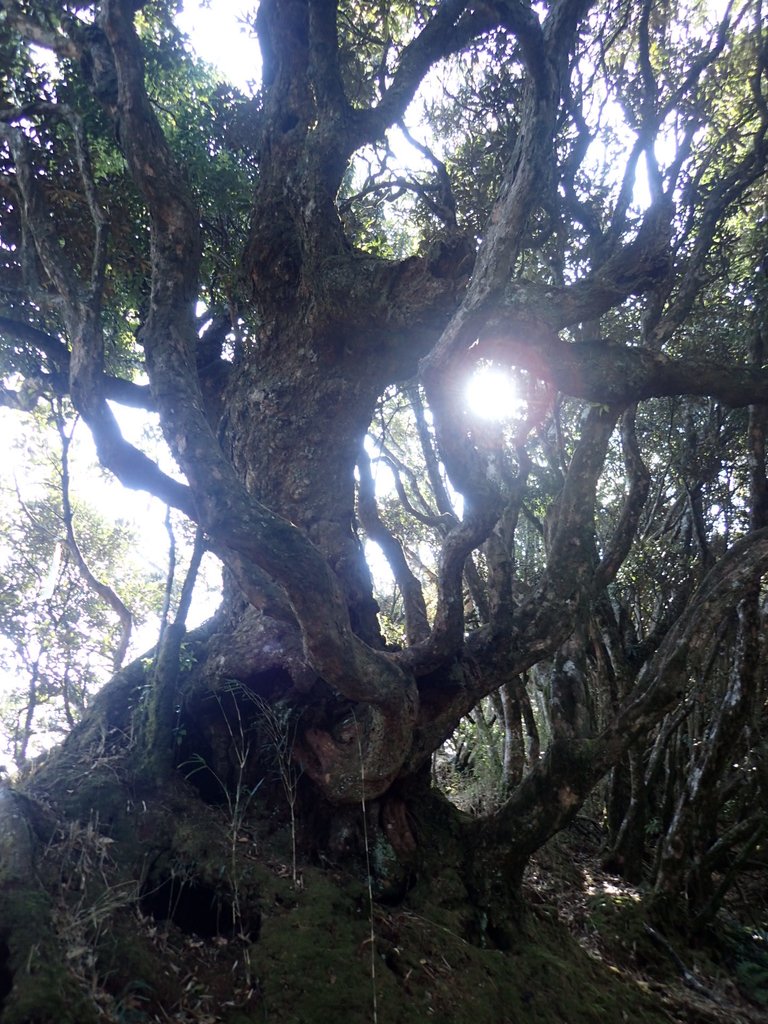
2, 768, 767, 1024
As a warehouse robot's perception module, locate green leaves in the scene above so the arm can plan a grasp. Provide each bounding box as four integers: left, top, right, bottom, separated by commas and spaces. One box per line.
0, 416, 164, 766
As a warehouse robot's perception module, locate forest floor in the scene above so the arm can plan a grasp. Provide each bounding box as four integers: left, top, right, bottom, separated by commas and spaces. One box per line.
527, 822, 768, 1024
3, 768, 768, 1024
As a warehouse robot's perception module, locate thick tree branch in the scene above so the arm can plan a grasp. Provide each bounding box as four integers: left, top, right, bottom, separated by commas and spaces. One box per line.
481, 328, 768, 407
485, 461, 530, 635
407, 383, 457, 519
473, 525, 768, 864
1, 120, 193, 511
420, 1, 588, 451
403, 405, 619, 730
0, 317, 154, 409
349, 2, 498, 149
611, 527, 768, 748
377, 448, 447, 527
0, 3, 81, 61
0, 125, 81, 310
307, 0, 346, 117
595, 406, 651, 586
420, 1, 762, 430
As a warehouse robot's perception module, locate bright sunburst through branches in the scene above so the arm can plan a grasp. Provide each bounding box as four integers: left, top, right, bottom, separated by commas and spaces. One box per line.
465, 364, 526, 422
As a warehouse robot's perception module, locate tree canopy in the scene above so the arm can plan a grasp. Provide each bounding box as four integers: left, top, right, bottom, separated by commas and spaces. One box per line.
1, 0, 768, 1020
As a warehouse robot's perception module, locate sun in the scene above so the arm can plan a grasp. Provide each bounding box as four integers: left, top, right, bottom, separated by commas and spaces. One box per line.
465, 365, 524, 421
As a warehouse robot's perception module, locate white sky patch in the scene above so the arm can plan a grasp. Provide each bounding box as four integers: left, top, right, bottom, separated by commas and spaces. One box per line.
29, 44, 61, 79
365, 539, 395, 592
465, 366, 525, 422
362, 435, 397, 495
177, 2, 261, 93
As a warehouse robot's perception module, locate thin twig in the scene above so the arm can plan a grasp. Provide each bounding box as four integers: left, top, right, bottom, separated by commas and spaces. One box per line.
353, 711, 378, 1024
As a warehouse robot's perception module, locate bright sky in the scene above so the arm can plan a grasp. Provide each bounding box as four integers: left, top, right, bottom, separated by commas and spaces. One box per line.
177, 2, 261, 92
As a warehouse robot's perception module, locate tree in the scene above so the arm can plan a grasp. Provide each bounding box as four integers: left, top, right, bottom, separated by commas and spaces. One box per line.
1, 0, 768, 1020
0, 407, 165, 768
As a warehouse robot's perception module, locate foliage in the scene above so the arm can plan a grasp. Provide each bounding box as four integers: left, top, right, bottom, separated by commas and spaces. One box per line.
0, 414, 164, 767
